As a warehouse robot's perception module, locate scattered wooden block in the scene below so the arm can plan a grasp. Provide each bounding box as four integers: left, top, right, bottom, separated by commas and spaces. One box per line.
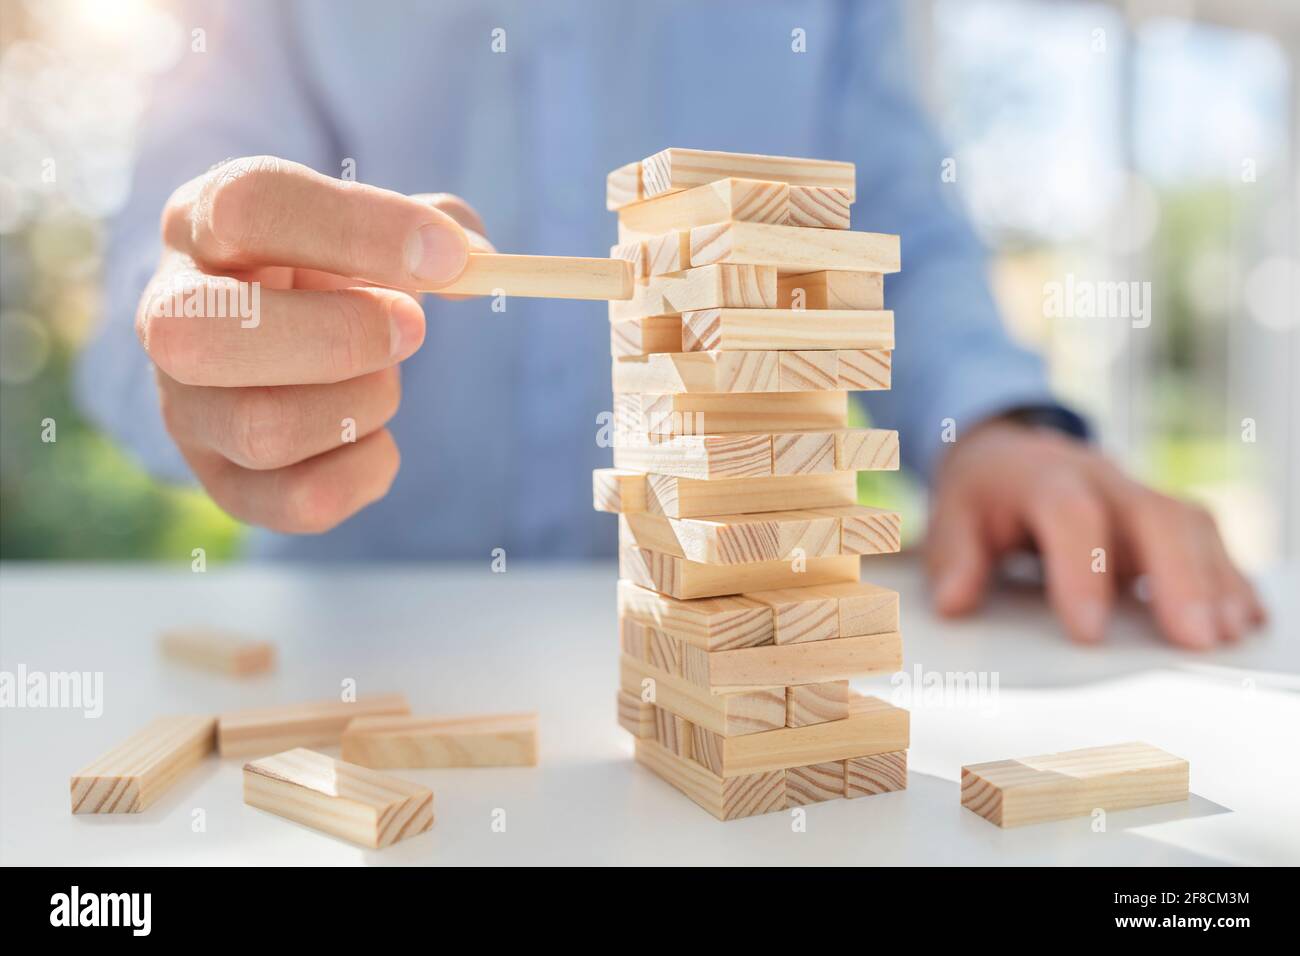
786, 682, 851, 727
681, 631, 902, 689
619, 509, 840, 564
747, 588, 841, 644
690, 694, 909, 777
423, 253, 634, 300
786, 186, 852, 228
611, 315, 683, 357
593, 467, 648, 513
634, 737, 785, 821
159, 629, 275, 677
637, 148, 856, 202
836, 348, 893, 389
613, 350, 780, 394
802, 581, 900, 636
682, 309, 893, 353
340, 712, 538, 769
609, 264, 775, 321
619, 543, 859, 600
620, 654, 786, 737
846, 750, 907, 797
613, 432, 773, 480
217, 693, 410, 758
70, 715, 215, 814
243, 748, 433, 848
690, 222, 900, 275
618, 178, 790, 240
961, 742, 1190, 828
778, 271, 883, 310
606, 161, 643, 210
617, 690, 656, 739
786, 761, 847, 806
616, 390, 848, 436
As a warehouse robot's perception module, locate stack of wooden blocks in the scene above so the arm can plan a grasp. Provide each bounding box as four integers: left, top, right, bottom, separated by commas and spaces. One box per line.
594, 148, 910, 820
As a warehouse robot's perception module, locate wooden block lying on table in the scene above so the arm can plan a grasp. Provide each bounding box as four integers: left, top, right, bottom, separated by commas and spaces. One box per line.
637, 148, 856, 202
691, 222, 900, 275
618, 509, 841, 564
787, 681, 850, 727
620, 654, 785, 737
682, 308, 893, 352
616, 390, 848, 436
691, 694, 909, 777
680, 630, 902, 689
340, 712, 538, 768
847, 750, 907, 797
617, 689, 656, 739
618, 579, 773, 650
778, 271, 884, 310
961, 742, 1189, 828
606, 161, 643, 210
243, 748, 433, 848
635, 737, 785, 821
217, 693, 410, 758
610, 315, 683, 357
609, 264, 775, 321
593, 469, 858, 518
618, 178, 790, 240
423, 253, 634, 300
787, 761, 847, 806
159, 629, 275, 677
619, 543, 859, 600
787, 185, 852, 228
70, 715, 215, 814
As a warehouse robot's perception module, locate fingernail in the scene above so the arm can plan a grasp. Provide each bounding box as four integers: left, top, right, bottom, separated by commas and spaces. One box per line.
1071, 599, 1108, 643
1180, 602, 1217, 648
405, 223, 467, 283
388, 295, 425, 359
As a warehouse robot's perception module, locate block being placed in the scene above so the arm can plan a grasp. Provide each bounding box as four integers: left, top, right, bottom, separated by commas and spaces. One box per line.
609, 263, 775, 321
70, 715, 215, 814
340, 712, 539, 769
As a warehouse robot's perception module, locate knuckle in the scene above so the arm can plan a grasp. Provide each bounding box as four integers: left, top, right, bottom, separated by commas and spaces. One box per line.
227, 386, 297, 470
322, 293, 384, 381
195, 156, 284, 262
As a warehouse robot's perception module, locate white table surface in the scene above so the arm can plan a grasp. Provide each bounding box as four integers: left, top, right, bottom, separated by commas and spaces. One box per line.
1, 557, 1297, 866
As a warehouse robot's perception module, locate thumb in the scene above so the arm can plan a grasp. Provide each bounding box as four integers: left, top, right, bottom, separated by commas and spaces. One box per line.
926, 498, 993, 616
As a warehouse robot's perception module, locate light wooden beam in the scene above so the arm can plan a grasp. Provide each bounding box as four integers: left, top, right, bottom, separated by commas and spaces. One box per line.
341, 712, 539, 768
217, 693, 409, 758
422, 253, 635, 300
691, 222, 900, 275
70, 715, 215, 814
159, 630, 275, 677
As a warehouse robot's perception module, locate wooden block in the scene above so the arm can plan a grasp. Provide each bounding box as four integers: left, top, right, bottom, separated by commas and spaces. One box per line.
619, 615, 653, 661
424, 253, 634, 300
645, 229, 692, 275
653, 706, 693, 758
779, 350, 838, 391
610, 315, 683, 357
802, 581, 900, 636
787, 186, 852, 228
846, 750, 907, 797
612, 433, 772, 480
609, 240, 646, 278
609, 264, 775, 321
243, 748, 433, 848
70, 715, 215, 814
690, 722, 725, 774
620, 654, 785, 737
617, 390, 848, 436
747, 588, 840, 644
961, 742, 1190, 828
612, 350, 780, 394
691, 694, 909, 777
648, 625, 682, 676
836, 348, 892, 389
159, 629, 275, 677
787, 682, 851, 727
682, 309, 893, 353
618, 579, 774, 650
786, 760, 847, 806
617, 690, 656, 739
778, 271, 884, 310
690, 222, 899, 275
634, 737, 785, 821
593, 467, 648, 513
340, 712, 538, 769
618, 178, 790, 240
638, 148, 855, 201
773, 431, 835, 475
619, 544, 859, 600
682, 631, 902, 689
835, 428, 899, 470
620, 510, 840, 564
606, 161, 642, 210
809, 504, 901, 555
644, 472, 858, 518
217, 693, 410, 758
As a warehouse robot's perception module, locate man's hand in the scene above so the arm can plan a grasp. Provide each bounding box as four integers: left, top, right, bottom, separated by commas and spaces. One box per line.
137, 156, 491, 533
925, 418, 1266, 648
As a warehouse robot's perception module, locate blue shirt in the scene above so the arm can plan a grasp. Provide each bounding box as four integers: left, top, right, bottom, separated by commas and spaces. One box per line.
77, 0, 1064, 560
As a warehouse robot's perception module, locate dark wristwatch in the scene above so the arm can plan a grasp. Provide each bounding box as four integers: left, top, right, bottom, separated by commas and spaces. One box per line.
999, 404, 1091, 442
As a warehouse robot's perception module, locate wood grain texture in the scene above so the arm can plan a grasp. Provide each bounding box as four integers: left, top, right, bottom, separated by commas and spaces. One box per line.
606, 161, 642, 210
593, 468, 648, 514
637, 148, 855, 201
746, 588, 841, 644
786, 186, 852, 228
835, 428, 899, 470
778, 271, 884, 310
681, 309, 893, 353
802, 581, 900, 636
340, 712, 538, 769
786, 682, 851, 727
683, 631, 902, 688
653, 706, 693, 758
772, 431, 835, 475
779, 350, 839, 391
961, 742, 1189, 828
612, 432, 773, 480
621, 509, 840, 565
609, 264, 775, 321
618, 178, 790, 241
846, 750, 907, 798
619, 543, 859, 600
617, 689, 656, 739
645, 229, 692, 275
217, 693, 410, 758
423, 253, 634, 300
618, 579, 774, 650
836, 348, 893, 389
612, 350, 780, 394
243, 748, 433, 848
611, 315, 682, 357
808, 504, 902, 555
70, 715, 215, 814
159, 630, 275, 677
620, 654, 785, 737
617, 390, 848, 436
609, 240, 647, 278
642, 472, 858, 518
786, 761, 847, 806
690, 222, 899, 275
634, 737, 786, 821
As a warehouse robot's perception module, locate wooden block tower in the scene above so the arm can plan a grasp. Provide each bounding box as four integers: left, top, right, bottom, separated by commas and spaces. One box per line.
595, 148, 910, 820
